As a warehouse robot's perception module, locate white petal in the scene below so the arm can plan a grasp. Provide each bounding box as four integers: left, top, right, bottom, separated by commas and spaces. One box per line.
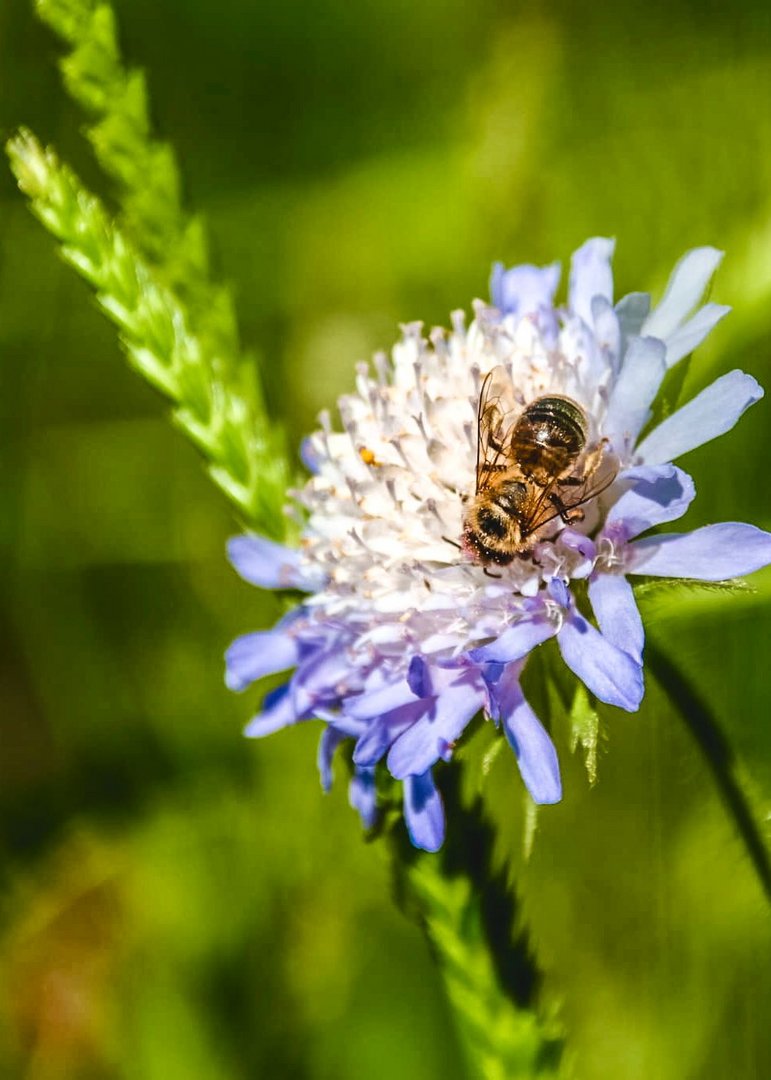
642, 247, 723, 340
636, 370, 763, 465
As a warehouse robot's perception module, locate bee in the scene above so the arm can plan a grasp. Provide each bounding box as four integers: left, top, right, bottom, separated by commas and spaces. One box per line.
461, 367, 618, 567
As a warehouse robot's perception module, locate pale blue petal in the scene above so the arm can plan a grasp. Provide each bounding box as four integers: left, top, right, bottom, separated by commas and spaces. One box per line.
225, 630, 299, 692
492, 667, 561, 803
662, 303, 731, 367
558, 529, 596, 560
615, 292, 651, 345
291, 648, 361, 715
558, 612, 644, 712
604, 336, 667, 452
352, 700, 427, 767
349, 767, 378, 829
403, 771, 445, 852
490, 260, 561, 315
569, 237, 615, 326
548, 577, 570, 607
556, 529, 596, 578
387, 677, 485, 779
227, 535, 315, 591
591, 297, 621, 370
628, 523, 771, 581
300, 436, 322, 474
407, 654, 431, 697
588, 573, 644, 664
326, 712, 368, 739
244, 684, 298, 737
317, 726, 347, 792
642, 247, 723, 340
605, 464, 695, 539
636, 370, 763, 465
345, 677, 418, 720
468, 617, 555, 663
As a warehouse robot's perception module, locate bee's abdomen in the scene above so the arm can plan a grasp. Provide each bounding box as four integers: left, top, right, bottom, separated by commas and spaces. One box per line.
513, 395, 587, 479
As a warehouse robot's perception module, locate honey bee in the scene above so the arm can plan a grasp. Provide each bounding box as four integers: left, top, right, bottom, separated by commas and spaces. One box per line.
461, 367, 618, 567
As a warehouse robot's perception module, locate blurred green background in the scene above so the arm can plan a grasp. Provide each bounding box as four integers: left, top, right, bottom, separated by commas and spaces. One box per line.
2, 0, 771, 1076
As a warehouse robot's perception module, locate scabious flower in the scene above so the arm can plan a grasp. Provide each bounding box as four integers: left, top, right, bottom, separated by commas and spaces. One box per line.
226, 239, 771, 851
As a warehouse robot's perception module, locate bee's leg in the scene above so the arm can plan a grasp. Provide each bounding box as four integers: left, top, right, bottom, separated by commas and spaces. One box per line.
564, 508, 585, 524
561, 441, 609, 488
483, 566, 503, 579
442, 535, 462, 550
548, 492, 585, 525
577, 441, 608, 481
487, 428, 506, 453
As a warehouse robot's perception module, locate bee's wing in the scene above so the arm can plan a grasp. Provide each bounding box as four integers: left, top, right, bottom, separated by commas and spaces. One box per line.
518, 452, 619, 538
475, 366, 520, 493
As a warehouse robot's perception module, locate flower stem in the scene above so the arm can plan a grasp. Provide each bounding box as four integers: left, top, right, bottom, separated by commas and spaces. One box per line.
390, 768, 562, 1079
647, 641, 771, 905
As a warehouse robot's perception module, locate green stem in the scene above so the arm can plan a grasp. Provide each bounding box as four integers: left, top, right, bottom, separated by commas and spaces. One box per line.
647, 641, 771, 905
390, 769, 563, 1079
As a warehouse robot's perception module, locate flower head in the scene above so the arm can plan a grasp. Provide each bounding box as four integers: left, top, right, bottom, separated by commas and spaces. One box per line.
227, 239, 771, 851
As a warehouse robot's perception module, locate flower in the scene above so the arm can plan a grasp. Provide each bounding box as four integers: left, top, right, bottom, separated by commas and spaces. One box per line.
226, 239, 771, 851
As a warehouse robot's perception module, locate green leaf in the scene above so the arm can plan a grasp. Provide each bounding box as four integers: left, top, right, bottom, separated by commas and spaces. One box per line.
7, 129, 292, 538
36, 0, 262, 397
568, 683, 600, 787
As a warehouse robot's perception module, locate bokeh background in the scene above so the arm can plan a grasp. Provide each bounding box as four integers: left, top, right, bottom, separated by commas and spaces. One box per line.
2, 0, 771, 1077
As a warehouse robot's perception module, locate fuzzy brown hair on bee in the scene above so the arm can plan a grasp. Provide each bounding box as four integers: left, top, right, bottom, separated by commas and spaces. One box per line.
461, 367, 617, 567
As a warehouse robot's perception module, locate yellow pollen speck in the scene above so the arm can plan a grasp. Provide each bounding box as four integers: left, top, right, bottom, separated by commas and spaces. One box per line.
359, 447, 379, 466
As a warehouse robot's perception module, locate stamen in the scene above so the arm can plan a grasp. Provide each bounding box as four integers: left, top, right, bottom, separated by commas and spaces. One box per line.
385, 478, 401, 507
373, 351, 390, 385
450, 309, 466, 336
414, 412, 432, 442
429, 327, 448, 355
388, 436, 411, 469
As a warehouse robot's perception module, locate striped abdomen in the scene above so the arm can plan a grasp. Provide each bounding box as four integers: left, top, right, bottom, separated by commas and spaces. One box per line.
511, 395, 587, 485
